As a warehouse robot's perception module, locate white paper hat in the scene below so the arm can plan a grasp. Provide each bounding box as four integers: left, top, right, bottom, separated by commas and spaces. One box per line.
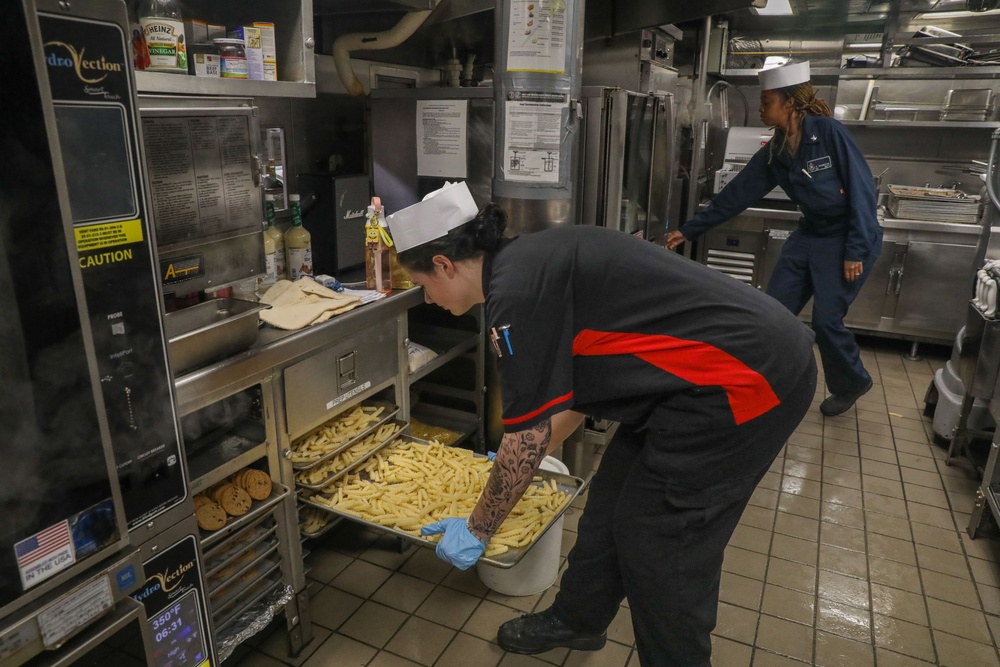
386, 181, 480, 253
758, 61, 810, 90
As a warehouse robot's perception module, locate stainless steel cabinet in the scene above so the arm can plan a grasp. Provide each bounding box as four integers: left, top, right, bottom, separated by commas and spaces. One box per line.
893, 242, 977, 334
752, 213, 979, 342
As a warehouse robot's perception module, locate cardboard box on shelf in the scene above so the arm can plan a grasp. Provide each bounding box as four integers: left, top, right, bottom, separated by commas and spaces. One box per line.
192, 52, 221, 77
183, 18, 208, 45
253, 22, 278, 81
228, 26, 264, 80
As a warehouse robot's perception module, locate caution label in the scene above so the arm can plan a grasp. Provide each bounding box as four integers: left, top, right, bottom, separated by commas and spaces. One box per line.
75, 219, 144, 252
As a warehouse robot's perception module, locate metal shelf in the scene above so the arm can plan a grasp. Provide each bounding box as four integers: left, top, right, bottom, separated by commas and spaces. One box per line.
843, 120, 1000, 129
720, 66, 1000, 81
187, 420, 268, 495
408, 325, 480, 383
135, 71, 316, 98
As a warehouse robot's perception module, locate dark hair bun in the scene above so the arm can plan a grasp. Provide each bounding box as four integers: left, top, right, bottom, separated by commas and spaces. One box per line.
471, 203, 507, 252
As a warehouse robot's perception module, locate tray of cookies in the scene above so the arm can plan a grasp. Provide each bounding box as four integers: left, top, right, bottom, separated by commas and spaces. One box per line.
208, 541, 280, 599
299, 506, 340, 540
298, 438, 583, 569
289, 401, 399, 470
195, 466, 275, 531
209, 556, 280, 612
294, 419, 406, 490
199, 480, 290, 549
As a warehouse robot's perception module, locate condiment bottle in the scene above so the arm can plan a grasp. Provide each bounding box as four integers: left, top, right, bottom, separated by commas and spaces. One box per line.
264, 194, 286, 280
137, 0, 186, 73
284, 194, 312, 280
365, 197, 393, 294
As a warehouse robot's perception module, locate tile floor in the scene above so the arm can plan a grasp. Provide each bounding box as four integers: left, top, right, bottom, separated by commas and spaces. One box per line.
229, 338, 1000, 667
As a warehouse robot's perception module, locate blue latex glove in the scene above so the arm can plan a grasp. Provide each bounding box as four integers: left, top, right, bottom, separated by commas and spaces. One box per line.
420, 518, 486, 570
487, 451, 497, 462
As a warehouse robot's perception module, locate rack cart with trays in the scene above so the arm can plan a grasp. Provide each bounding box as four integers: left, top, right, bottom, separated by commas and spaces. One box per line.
171, 288, 488, 660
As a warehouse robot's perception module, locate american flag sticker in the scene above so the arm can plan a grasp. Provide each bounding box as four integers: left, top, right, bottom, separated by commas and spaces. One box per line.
15, 520, 76, 590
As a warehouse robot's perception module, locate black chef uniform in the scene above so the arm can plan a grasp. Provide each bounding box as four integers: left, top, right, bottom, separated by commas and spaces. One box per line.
485, 226, 817, 666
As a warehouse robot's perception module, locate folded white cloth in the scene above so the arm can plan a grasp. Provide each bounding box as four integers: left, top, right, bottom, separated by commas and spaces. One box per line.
259, 278, 361, 330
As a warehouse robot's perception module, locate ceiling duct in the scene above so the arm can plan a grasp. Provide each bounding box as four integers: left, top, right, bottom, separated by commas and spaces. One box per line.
586, 0, 759, 37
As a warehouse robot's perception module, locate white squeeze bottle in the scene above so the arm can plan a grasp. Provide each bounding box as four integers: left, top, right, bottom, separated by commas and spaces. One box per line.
284, 194, 312, 280
264, 194, 285, 280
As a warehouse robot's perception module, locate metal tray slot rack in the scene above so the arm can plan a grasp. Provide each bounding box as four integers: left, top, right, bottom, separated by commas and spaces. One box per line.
214, 577, 285, 634
207, 539, 280, 598
209, 552, 281, 611
289, 401, 400, 470
199, 482, 291, 549
205, 522, 278, 581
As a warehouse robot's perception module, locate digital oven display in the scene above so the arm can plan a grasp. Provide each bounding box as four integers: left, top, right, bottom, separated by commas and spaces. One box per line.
149, 589, 208, 667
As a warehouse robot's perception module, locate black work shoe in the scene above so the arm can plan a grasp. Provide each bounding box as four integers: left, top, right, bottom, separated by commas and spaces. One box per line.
820, 378, 874, 417
497, 608, 607, 654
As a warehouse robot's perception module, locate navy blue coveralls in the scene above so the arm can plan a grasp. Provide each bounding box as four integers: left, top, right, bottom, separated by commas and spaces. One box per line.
681, 114, 882, 396
485, 226, 817, 665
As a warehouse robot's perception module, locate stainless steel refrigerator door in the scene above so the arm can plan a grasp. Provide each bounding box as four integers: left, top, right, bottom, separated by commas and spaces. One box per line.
582, 89, 674, 241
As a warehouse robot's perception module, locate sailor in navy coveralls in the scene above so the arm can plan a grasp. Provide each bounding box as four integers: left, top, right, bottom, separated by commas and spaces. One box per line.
667, 61, 882, 417
388, 182, 818, 666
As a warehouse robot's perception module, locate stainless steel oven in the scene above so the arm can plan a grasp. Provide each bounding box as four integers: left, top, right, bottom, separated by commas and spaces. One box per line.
2, 1, 214, 664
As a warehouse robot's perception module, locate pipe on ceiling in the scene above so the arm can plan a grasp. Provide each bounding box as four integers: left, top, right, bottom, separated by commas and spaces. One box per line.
332, 2, 440, 96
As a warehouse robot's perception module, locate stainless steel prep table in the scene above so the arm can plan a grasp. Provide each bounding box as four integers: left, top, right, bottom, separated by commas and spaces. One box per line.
695, 204, 982, 344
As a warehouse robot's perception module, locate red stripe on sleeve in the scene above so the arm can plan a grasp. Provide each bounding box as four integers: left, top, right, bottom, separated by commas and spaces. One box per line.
503, 391, 575, 427
572, 329, 779, 425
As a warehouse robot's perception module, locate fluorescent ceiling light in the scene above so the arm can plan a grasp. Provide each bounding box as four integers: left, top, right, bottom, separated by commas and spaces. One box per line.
755, 0, 794, 16
847, 43, 883, 49
917, 9, 1000, 18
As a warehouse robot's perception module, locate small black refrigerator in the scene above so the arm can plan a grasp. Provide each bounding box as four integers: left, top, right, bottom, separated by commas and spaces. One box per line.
297, 173, 370, 277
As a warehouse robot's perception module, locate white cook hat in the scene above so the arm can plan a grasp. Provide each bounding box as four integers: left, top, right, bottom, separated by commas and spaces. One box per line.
758, 61, 810, 90
386, 181, 480, 253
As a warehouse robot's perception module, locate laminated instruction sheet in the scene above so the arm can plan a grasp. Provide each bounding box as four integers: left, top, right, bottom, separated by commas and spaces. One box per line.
416, 100, 468, 178
503, 92, 567, 184
506, 0, 568, 73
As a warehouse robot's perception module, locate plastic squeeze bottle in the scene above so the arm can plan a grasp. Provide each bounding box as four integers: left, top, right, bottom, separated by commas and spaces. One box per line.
264, 194, 286, 280
284, 194, 313, 280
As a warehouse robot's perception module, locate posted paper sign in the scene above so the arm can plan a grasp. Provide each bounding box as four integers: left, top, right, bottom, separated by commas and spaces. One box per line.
417, 100, 468, 178
503, 93, 568, 184
506, 0, 568, 73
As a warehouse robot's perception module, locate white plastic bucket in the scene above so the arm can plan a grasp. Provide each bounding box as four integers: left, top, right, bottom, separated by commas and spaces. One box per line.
477, 456, 569, 596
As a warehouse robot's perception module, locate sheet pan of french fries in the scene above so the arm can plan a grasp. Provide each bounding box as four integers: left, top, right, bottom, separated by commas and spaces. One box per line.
294, 419, 405, 490
289, 401, 399, 470
298, 437, 584, 569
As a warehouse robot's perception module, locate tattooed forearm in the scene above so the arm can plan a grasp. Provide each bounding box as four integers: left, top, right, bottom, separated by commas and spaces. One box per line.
468, 419, 552, 541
